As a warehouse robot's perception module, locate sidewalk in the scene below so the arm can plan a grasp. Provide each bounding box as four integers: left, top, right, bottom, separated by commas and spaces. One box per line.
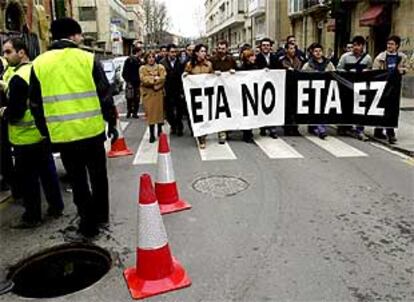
365, 97, 414, 157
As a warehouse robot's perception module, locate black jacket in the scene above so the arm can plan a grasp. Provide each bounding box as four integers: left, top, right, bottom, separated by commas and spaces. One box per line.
3, 62, 31, 125
122, 56, 142, 86
29, 39, 116, 145
255, 52, 282, 69
160, 57, 184, 96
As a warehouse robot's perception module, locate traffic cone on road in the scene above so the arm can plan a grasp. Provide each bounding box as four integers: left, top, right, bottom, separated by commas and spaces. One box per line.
123, 174, 191, 299
155, 133, 191, 215
108, 111, 133, 158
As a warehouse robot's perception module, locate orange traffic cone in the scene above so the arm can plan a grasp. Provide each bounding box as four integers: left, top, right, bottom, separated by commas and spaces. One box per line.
124, 174, 191, 299
108, 111, 133, 158
155, 133, 191, 215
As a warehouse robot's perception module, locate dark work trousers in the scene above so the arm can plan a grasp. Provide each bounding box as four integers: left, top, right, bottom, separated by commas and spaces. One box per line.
59, 139, 109, 233
126, 85, 140, 116
14, 142, 64, 222
0, 121, 16, 193
165, 93, 185, 132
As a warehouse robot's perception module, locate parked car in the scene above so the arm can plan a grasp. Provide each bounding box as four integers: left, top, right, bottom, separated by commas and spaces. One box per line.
101, 59, 122, 95
113, 56, 128, 90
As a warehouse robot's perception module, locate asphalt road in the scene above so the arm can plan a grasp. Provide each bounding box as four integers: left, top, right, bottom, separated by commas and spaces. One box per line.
0, 95, 413, 302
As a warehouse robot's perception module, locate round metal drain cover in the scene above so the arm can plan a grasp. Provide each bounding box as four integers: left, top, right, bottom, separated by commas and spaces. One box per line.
9, 243, 111, 298
192, 175, 249, 197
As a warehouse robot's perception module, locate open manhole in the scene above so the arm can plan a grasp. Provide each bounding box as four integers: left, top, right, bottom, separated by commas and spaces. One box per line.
8, 243, 112, 298
192, 175, 249, 198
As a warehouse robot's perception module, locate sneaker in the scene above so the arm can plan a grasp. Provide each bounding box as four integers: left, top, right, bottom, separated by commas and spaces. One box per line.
318, 132, 328, 140
388, 136, 397, 144
356, 132, 369, 141
126, 112, 131, 119
132, 114, 139, 119
149, 135, 156, 143
10, 218, 42, 229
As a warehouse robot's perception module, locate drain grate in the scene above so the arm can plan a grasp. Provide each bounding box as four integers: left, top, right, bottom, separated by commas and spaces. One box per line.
9, 243, 112, 298
192, 175, 249, 198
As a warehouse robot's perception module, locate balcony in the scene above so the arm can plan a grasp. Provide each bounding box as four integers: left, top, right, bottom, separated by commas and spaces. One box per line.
206, 13, 246, 37
304, 0, 330, 8
248, 0, 266, 17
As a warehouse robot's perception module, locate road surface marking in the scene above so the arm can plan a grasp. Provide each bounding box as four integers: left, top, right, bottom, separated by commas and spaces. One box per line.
254, 136, 304, 159
197, 136, 237, 161
305, 135, 368, 157
133, 125, 170, 165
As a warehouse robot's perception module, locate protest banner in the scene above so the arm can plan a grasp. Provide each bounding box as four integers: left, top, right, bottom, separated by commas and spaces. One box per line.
183, 70, 400, 137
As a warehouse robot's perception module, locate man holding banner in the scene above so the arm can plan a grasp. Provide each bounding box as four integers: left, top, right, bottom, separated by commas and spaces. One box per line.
255, 38, 281, 139
337, 36, 373, 141
372, 35, 408, 144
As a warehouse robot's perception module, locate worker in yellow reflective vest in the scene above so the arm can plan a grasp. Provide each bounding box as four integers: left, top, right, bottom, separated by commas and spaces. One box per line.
0, 55, 16, 195
0, 38, 64, 228
29, 18, 118, 239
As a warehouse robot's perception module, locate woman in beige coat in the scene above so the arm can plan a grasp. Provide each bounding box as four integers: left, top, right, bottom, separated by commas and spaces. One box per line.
140, 51, 167, 143
184, 44, 214, 149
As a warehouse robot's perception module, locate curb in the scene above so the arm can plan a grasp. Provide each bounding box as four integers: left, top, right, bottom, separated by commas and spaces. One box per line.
366, 134, 414, 157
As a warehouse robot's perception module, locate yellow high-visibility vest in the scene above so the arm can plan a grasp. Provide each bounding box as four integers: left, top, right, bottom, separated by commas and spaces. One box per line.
32, 48, 105, 143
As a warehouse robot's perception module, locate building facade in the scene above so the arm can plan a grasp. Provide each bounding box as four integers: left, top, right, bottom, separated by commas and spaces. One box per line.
289, 0, 414, 96
72, 0, 143, 55
0, 0, 73, 57
205, 0, 291, 53
205, 0, 248, 52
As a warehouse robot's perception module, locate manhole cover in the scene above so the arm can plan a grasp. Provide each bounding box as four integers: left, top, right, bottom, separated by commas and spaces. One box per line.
192, 175, 249, 197
8, 243, 112, 298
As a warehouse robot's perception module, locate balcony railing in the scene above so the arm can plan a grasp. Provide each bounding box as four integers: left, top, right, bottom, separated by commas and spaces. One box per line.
248, 0, 266, 17
304, 0, 330, 9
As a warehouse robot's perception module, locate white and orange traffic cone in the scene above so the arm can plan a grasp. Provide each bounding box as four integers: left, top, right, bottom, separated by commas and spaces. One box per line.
124, 174, 191, 299
155, 133, 191, 215
108, 111, 133, 158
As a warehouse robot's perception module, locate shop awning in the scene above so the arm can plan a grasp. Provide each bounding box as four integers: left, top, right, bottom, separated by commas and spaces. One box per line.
359, 5, 385, 26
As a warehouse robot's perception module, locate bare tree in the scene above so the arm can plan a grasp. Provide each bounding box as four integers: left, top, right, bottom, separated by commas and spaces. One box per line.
143, 0, 170, 48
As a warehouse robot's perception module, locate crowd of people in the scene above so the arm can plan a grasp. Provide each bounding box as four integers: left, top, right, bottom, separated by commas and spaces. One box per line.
0, 16, 407, 240
122, 34, 407, 149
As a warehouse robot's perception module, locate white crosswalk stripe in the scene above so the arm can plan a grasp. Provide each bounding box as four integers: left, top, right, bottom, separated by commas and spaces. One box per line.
305, 135, 368, 157
133, 125, 171, 165
197, 136, 237, 161
254, 136, 304, 159
130, 126, 370, 164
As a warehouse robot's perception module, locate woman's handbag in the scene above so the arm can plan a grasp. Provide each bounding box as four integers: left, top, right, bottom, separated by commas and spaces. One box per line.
125, 83, 135, 99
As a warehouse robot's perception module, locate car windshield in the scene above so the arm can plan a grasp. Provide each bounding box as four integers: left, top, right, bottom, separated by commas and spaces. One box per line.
103, 62, 114, 72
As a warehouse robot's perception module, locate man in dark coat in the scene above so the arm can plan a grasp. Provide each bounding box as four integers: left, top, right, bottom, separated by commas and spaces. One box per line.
160, 43, 185, 136
122, 47, 142, 118
255, 38, 281, 139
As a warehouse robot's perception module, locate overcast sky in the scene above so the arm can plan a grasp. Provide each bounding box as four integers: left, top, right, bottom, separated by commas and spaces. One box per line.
159, 0, 205, 38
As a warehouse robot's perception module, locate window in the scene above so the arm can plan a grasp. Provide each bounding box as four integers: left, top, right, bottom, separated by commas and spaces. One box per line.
79, 7, 96, 21
128, 20, 134, 32
289, 0, 303, 14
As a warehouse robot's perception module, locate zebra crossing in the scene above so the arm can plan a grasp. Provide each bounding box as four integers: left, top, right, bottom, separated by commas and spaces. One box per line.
129, 126, 371, 165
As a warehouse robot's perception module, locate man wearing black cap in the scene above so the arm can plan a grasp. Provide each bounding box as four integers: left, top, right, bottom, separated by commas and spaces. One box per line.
29, 17, 118, 239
